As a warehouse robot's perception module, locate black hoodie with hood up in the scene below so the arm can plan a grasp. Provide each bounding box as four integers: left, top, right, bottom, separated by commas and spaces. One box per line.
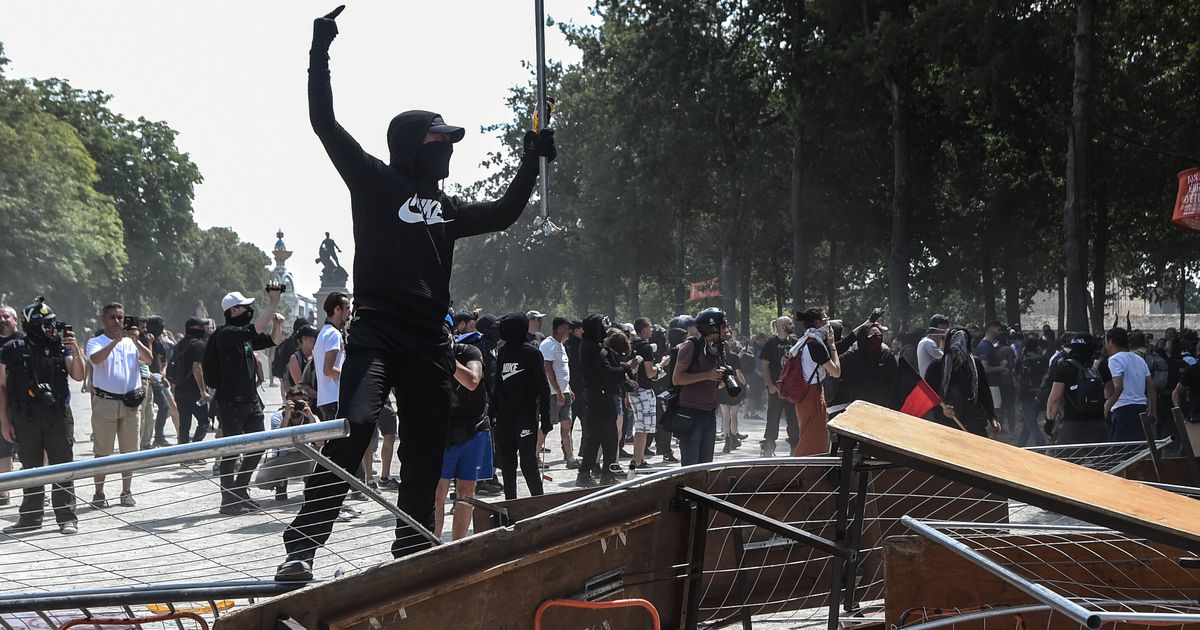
309, 48, 541, 363
580, 314, 628, 396
492, 313, 549, 430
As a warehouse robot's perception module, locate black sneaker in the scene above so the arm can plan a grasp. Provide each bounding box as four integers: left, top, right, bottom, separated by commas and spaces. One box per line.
219, 503, 256, 516
634, 460, 652, 470
274, 557, 314, 582
599, 472, 619, 486
619, 448, 633, 459
576, 473, 599, 488
3, 520, 42, 534
662, 453, 679, 463
347, 490, 368, 502
152, 439, 171, 448
90, 493, 109, 509
379, 477, 401, 491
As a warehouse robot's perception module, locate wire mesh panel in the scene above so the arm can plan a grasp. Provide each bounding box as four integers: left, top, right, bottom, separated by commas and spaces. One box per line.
1027, 439, 1169, 474
896, 520, 1200, 629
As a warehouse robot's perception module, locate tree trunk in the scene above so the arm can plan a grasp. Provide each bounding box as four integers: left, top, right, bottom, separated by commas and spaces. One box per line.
1181, 264, 1188, 331
739, 259, 752, 336
1062, 0, 1095, 332
1057, 275, 1066, 336
981, 251, 998, 324
720, 186, 746, 323
886, 66, 913, 334
1091, 189, 1108, 333
627, 258, 641, 321
673, 209, 687, 316
1004, 260, 1021, 328
827, 239, 838, 315
789, 123, 809, 309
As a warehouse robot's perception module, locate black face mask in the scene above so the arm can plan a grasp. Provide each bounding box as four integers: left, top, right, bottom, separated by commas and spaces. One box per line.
412, 141, 453, 182
228, 308, 254, 327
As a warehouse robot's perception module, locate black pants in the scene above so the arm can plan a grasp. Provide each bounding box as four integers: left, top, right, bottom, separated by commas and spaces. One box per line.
579, 388, 617, 476
176, 389, 210, 444
654, 396, 674, 457
763, 393, 798, 449
494, 421, 543, 499
284, 340, 452, 561
216, 399, 265, 506
10, 405, 76, 525
150, 381, 172, 442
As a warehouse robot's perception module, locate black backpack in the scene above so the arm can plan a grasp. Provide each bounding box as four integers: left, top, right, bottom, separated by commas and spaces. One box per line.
166, 338, 195, 386
1018, 354, 1048, 396
1065, 358, 1105, 417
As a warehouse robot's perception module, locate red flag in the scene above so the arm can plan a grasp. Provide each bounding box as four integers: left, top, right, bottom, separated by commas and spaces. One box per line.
689, 277, 720, 301
894, 358, 942, 418
1172, 167, 1200, 232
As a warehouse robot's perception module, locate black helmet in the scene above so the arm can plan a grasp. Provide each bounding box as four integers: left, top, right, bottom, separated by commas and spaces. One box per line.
694, 307, 727, 336
21, 297, 57, 339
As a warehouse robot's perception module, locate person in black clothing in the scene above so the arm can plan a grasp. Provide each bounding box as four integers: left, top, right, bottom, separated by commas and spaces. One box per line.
210, 289, 284, 516
492, 313, 550, 499
923, 328, 997, 437
272, 317, 311, 398
0, 299, 86, 534
837, 323, 899, 410
144, 316, 173, 448
565, 321, 589, 456
1045, 335, 1112, 444
1014, 337, 1048, 446
432, 339, 489, 540
576, 314, 638, 487
759, 317, 798, 456
172, 317, 212, 444
278, 6, 555, 581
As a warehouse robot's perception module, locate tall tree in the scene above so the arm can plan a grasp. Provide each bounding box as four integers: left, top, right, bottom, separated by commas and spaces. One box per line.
1062, 0, 1096, 331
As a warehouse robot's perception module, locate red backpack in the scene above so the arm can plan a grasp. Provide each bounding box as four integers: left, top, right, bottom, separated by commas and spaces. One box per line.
776, 339, 818, 403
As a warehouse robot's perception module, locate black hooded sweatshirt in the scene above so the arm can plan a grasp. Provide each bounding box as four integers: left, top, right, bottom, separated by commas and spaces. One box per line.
580, 314, 628, 396
492, 313, 550, 431
309, 48, 540, 361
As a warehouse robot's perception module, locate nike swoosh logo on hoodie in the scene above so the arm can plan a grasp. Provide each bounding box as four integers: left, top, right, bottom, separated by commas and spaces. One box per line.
397, 195, 453, 225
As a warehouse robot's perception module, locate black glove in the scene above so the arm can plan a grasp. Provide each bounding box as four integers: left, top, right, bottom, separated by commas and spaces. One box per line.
522, 129, 556, 163
312, 5, 345, 50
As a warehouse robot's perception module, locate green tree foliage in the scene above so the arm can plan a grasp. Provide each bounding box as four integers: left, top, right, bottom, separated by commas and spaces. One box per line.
0, 42, 270, 330
454, 0, 1199, 334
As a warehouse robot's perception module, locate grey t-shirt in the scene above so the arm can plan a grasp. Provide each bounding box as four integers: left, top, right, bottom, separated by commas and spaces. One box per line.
916, 336, 942, 378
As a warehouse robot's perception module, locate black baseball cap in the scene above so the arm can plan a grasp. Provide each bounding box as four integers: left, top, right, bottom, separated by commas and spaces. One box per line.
185, 316, 206, 330
429, 115, 465, 143
552, 317, 570, 329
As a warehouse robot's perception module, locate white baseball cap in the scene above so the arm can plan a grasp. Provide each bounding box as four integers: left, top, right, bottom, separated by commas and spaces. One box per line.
526, 310, 546, 320
221, 291, 255, 312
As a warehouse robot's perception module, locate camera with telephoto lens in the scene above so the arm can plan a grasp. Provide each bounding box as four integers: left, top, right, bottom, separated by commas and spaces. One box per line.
28, 382, 58, 406
718, 365, 742, 397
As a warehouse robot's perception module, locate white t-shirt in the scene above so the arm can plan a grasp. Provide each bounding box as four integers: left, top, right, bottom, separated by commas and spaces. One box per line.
916, 337, 943, 378
1108, 350, 1151, 410
539, 337, 571, 394
87, 334, 142, 394
313, 323, 345, 406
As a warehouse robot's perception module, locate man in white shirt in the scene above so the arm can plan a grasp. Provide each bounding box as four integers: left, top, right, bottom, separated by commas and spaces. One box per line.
314, 293, 350, 420
86, 302, 152, 508
916, 314, 949, 378
1105, 327, 1156, 442
540, 317, 575, 467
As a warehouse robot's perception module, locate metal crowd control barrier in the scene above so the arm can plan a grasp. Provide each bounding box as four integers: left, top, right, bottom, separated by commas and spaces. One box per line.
0, 420, 349, 494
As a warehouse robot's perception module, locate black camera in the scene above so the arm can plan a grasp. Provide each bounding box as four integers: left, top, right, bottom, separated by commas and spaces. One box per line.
293, 400, 307, 411
266, 281, 287, 293
28, 382, 58, 406
869, 307, 884, 323
719, 366, 743, 398
124, 316, 142, 331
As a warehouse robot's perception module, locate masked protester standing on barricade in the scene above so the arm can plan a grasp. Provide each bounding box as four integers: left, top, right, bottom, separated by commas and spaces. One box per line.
924, 328, 998, 437
0, 298, 86, 534
277, 5, 556, 581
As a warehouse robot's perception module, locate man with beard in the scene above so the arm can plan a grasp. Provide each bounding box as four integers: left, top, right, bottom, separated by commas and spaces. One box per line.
278, 6, 555, 581
0, 305, 22, 505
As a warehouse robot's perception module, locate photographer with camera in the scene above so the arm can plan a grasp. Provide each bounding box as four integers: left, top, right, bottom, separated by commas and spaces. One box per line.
786, 308, 842, 456
0, 299, 86, 534
87, 302, 153, 508
576, 314, 639, 487
671, 308, 736, 466
258, 385, 320, 502
206, 285, 285, 516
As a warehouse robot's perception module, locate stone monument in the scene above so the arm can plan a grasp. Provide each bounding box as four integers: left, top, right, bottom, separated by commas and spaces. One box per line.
272, 229, 317, 329
313, 231, 350, 312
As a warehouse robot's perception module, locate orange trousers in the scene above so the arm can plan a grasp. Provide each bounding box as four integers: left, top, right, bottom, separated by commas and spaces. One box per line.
792, 385, 829, 456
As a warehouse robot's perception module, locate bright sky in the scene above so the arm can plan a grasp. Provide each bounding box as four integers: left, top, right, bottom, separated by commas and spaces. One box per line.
1, 1, 595, 297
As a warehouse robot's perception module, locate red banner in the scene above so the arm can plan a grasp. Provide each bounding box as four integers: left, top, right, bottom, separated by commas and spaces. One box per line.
1173, 167, 1200, 232
689, 277, 720, 301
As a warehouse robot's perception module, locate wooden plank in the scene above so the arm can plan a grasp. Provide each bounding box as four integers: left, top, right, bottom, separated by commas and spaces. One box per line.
470, 486, 597, 533
884, 534, 1200, 630
829, 401, 1200, 553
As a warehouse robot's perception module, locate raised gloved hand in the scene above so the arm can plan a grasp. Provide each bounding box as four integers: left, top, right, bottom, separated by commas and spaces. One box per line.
523, 129, 556, 163
313, 5, 345, 50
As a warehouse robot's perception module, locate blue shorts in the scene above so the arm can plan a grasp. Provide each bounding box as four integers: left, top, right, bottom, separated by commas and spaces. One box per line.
440, 430, 494, 481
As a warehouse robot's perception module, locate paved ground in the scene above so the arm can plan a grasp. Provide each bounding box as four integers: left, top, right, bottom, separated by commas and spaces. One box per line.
0, 378, 1034, 628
